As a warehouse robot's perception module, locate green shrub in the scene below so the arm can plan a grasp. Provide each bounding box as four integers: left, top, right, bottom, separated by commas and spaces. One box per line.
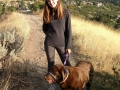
39, 1, 45, 9
7, 6, 17, 12
0, 28, 24, 58
30, 2, 39, 12
0, 5, 3, 13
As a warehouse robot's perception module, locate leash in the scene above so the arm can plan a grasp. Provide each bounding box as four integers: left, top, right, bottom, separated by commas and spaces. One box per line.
63, 53, 69, 65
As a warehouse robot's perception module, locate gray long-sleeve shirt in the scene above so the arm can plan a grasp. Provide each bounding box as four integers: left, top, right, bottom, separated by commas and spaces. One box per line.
42, 9, 72, 49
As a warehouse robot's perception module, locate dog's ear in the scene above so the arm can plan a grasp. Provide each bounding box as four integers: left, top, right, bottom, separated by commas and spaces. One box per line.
56, 64, 67, 83
61, 66, 66, 81
56, 65, 65, 78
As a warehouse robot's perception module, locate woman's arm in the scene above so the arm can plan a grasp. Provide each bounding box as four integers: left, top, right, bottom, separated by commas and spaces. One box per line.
42, 23, 48, 33
65, 9, 72, 50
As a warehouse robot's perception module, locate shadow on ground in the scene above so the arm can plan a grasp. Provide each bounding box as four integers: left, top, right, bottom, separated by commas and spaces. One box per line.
91, 71, 120, 90
0, 57, 49, 90
0, 55, 120, 90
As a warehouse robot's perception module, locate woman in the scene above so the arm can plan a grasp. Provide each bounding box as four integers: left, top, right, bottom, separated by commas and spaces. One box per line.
42, 0, 72, 71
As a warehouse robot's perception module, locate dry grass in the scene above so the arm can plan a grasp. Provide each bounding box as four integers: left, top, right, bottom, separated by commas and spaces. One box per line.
0, 12, 38, 90
0, 56, 39, 90
0, 12, 30, 58
71, 16, 120, 73
0, 12, 30, 40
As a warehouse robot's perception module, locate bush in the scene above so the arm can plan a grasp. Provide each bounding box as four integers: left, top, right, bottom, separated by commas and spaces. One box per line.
39, 1, 45, 9
0, 5, 3, 13
7, 6, 17, 12
29, 1, 45, 12
30, 2, 39, 12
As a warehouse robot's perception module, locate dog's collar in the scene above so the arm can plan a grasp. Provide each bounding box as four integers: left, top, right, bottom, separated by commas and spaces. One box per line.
48, 72, 57, 80
60, 67, 69, 84
48, 67, 70, 84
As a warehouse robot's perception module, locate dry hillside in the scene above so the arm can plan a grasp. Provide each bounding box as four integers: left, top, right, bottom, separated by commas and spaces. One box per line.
0, 12, 119, 90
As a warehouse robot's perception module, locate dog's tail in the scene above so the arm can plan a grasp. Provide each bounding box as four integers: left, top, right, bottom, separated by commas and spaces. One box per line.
87, 61, 94, 90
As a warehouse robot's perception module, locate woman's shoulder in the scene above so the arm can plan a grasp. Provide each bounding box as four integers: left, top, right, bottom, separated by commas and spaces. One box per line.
64, 8, 70, 13
63, 8, 70, 16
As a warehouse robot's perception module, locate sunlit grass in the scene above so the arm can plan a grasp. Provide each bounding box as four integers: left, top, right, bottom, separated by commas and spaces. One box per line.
0, 12, 30, 40
0, 12, 30, 58
71, 16, 120, 73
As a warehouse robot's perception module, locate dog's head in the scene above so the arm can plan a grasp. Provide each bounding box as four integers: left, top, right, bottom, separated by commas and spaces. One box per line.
44, 64, 68, 84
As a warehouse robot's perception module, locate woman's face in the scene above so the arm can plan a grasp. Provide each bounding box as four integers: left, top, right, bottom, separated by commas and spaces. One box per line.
47, 0, 58, 8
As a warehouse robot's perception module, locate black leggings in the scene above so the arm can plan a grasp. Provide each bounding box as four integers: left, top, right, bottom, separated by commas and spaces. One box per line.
44, 44, 71, 70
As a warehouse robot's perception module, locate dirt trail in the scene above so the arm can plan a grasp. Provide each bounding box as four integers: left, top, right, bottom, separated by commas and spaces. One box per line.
21, 13, 49, 90
21, 13, 76, 90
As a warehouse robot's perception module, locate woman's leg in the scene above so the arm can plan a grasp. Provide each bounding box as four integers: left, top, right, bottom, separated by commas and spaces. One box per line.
44, 44, 55, 70
55, 46, 71, 66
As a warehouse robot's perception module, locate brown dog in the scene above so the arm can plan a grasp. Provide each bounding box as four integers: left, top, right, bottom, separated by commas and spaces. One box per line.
44, 61, 94, 90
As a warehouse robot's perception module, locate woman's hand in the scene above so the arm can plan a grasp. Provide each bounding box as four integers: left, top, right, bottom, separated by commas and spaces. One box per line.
66, 49, 72, 54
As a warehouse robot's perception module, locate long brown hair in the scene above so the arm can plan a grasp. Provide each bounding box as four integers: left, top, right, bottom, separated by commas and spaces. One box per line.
43, 0, 64, 24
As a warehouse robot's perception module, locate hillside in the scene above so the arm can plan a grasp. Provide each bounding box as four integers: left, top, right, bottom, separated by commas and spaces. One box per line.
0, 12, 119, 90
